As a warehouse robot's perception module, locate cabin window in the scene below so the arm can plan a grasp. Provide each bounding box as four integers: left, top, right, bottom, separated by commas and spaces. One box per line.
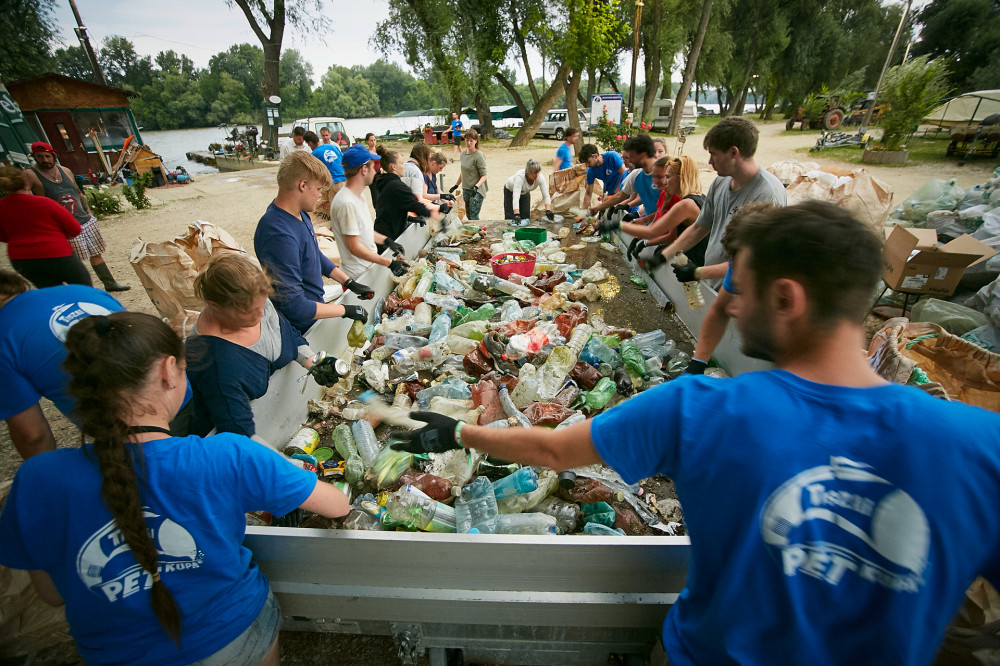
71, 110, 133, 150
54, 123, 74, 150
658, 105, 673, 117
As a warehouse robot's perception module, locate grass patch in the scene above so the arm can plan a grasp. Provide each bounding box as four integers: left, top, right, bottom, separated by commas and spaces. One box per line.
794, 136, 958, 167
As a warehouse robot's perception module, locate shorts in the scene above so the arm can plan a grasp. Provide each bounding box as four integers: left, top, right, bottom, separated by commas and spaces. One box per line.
191, 588, 281, 665
454, 135, 463, 146
68, 216, 106, 260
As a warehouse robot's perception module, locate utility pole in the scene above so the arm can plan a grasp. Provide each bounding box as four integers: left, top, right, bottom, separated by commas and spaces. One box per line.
860, 0, 911, 135
68, 0, 107, 86
627, 0, 644, 117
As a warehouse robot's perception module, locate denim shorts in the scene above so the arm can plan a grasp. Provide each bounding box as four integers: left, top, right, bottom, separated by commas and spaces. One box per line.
192, 588, 281, 665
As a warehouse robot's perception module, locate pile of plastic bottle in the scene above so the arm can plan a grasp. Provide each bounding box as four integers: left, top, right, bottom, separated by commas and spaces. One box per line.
283, 227, 692, 537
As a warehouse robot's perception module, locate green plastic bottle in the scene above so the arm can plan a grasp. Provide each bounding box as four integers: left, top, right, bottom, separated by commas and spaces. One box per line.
620, 340, 646, 377
347, 319, 366, 348
332, 424, 364, 486
464, 303, 496, 324
584, 377, 616, 411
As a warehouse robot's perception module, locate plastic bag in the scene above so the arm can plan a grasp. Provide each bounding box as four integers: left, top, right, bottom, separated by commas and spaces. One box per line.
962, 325, 1000, 353
580, 501, 616, 527
910, 298, 989, 336
972, 209, 1000, 241
967, 275, 1000, 327
898, 178, 966, 224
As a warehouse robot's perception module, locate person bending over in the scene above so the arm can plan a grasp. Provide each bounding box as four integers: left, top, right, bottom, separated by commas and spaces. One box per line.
0, 311, 349, 666
504, 159, 553, 226
254, 151, 371, 334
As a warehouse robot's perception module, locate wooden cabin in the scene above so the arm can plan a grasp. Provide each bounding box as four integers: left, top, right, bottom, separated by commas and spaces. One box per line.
6, 73, 162, 179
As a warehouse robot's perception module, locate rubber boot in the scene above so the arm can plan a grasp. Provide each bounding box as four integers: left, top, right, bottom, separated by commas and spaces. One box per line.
92, 262, 131, 292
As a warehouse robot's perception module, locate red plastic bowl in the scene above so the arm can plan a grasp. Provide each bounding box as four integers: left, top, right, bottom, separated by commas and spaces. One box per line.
490, 252, 536, 279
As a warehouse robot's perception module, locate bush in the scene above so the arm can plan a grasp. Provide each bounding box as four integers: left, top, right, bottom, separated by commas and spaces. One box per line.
593, 109, 639, 152
878, 56, 951, 151
85, 187, 123, 218
122, 172, 152, 210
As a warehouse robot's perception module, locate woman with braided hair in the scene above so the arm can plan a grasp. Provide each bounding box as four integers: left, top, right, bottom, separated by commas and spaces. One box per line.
0, 312, 350, 665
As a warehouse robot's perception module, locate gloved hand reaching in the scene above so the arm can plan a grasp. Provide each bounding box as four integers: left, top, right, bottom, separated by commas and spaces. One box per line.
613, 203, 631, 215
344, 278, 374, 299
388, 259, 409, 277
449, 184, 459, 194
390, 412, 464, 454
638, 251, 668, 271
439, 193, 456, 202
341, 305, 368, 322
308, 352, 344, 386
385, 239, 406, 257
438, 202, 452, 216
545, 210, 555, 221
411, 216, 428, 227
597, 218, 620, 233
622, 211, 639, 222
672, 262, 698, 283
626, 237, 646, 262
685, 359, 709, 375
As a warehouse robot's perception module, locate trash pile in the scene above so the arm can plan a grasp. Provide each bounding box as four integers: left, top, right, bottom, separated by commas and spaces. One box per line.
269, 219, 693, 536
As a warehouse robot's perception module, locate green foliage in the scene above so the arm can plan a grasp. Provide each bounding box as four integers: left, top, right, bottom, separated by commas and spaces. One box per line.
308, 66, 380, 118
122, 173, 152, 210
914, 0, 1000, 92
878, 56, 951, 151
0, 0, 58, 80
85, 188, 123, 218
593, 109, 635, 152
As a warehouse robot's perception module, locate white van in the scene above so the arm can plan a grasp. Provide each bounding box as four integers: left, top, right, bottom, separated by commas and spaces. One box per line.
290, 117, 352, 147
650, 100, 699, 132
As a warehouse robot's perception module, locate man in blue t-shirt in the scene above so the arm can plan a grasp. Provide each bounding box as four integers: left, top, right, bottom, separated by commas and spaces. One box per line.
394, 202, 1000, 665
304, 131, 345, 227
0, 272, 124, 459
580, 144, 626, 210
449, 112, 464, 161
555, 127, 580, 171
591, 134, 658, 221
254, 151, 373, 334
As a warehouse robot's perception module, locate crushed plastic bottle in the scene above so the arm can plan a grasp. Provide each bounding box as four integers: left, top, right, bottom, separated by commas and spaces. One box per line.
500, 299, 523, 322
509, 363, 540, 408
351, 420, 381, 469
333, 424, 364, 487
455, 477, 499, 533
361, 359, 389, 393
446, 334, 478, 355
581, 337, 621, 368
429, 312, 452, 342
411, 268, 434, 299
535, 346, 577, 400
500, 385, 532, 427
394, 472, 453, 502
583, 523, 626, 536
347, 319, 367, 348
497, 469, 558, 514
422, 293, 462, 313
528, 496, 581, 534
565, 324, 594, 356
414, 302, 433, 325
554, 412, 586, 430
385, 486, 456, 532
506, 328, 550, 359
491, 466, 538, 500
449, 320, 489, 341
381, 313, 415, 334
428, 397, 482, 423
471, 380, 504, 425
620, 340, 647, 377
417, 377, 472, 410
384, 333, 428, 350
580, 262, 609, 283
495, 513, 557, 535
391, 340, 452, 373
583, 377, 616, 411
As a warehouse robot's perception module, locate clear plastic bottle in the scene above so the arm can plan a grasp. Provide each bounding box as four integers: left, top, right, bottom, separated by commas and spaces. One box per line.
417, 380, 472, 410
360, 390, 425, 429
500, 299, 523, 322
422, 293, 462, 313
381, 313, 415, 334
351, 420, 381, 469
333, 424, 364, 486
450, 320, 489, 341
508, 364, 540, 408
455, 477, 498, 533
384, 333, 428, 350
491, 466, 538, 500
361, 359, 389, 393
391, 390, 413, 409
414, 302, 433, 325
536, 346, 577, 401
666, 352, 691, 377
497, 469, 558, 513
528, 496, 581, 534
500, 385, 532, 427
630, 330, 666, 356
495, 513, 558, 535
566, 324, 594, 357
520, 306, 541, 320
384, 487, 456, 532
581, 337, 621, 368
429, 312, 452, 342
445, 334, 478, 355
428, 397, 482, 423
391, 340, 452, 373
412, 268, 435, 299
583, 523, 626, 536
472, 274, 532, 300
645, 357, 665, 377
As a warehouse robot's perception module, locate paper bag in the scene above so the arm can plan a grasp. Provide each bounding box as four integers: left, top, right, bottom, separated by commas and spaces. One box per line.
534, 164, 601, 216
900, 321, 1000, 413
786, 168, 893, 234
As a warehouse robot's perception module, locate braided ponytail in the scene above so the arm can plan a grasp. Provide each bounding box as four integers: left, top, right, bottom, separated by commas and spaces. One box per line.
64, 312, 184, 645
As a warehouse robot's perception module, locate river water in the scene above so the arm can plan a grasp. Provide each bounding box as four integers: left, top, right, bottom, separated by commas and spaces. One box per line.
142, 115, 444, 176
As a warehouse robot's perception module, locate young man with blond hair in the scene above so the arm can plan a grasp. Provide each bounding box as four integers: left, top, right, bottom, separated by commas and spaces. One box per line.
254, 151, 373, 334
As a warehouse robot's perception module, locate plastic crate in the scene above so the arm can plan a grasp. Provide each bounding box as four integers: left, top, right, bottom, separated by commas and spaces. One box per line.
514, 227, 547, 244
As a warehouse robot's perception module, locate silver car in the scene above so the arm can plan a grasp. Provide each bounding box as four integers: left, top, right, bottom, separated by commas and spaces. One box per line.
535, 109, 589, 140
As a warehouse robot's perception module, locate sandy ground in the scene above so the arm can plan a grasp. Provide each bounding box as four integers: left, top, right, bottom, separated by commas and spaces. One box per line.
1, 119, 996, 664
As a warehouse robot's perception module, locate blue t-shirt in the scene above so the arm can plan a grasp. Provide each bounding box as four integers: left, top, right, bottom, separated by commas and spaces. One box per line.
586, 151, 625, 195
0, 433, 316, 665
590, 370, 1000, 665
450, 119, 463, 139
312, 144, 345, 183
254, 201, 336, 334
0, 285, 124, 422
556, 143, 573, 170
721, 261, 734, 293
633, 168, 659, 216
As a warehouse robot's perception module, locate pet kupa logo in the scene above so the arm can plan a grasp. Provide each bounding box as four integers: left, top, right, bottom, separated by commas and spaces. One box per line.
48, 301, 115, 341
77, 509, 204, 602
760, 456, 930, 593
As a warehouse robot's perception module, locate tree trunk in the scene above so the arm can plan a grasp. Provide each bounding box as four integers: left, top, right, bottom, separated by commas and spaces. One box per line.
668, 0, 713, 135
509, 61, 572, 147
732, 33, 758, 116
232, 0, 284, 151
496, 71, 530, 121
565, 67, 583, 149
509, 5, 540, 105
640, 0, 663, 122
475, 93, 495, 138
586, 66, 596, 104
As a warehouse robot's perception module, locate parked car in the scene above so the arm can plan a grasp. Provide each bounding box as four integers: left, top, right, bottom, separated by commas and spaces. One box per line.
290, 117, 352, 147
650, 100, 699, 132
535, 109, 589, 139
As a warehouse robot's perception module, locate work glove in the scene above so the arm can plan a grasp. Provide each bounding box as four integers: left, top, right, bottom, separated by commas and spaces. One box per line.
449, 184, 459, 194
545, 210, 555, 221
384, 239, 406, 257
685, 359, 709, 375
390, 412, 464, 454
439, 193, 456, 202
626, 237, 647, 262
597, 218, 620, 233
613, 203, 631, 215
342, 305, 368, 322
672, 262, 698, 283
438, 202, 452, 216
638, 251, 668, 271
471, 185, 480, 197
388, 259, 409, 277
622, 211, 639, 222
410, 216, 427, 227
344, 278, 374, 300
511, 213, 522, 226
308, 352, 344, 386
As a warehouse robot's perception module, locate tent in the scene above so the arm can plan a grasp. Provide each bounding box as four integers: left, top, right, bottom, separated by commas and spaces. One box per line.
925, 90, 1000, 127
462, 105, 523, 121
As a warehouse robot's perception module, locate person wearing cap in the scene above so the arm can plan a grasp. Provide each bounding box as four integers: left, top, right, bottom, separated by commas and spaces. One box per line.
253, 151, 372, 335
330, 144, 411, 280
23, 142, 130, 292
305, 130, 345, 229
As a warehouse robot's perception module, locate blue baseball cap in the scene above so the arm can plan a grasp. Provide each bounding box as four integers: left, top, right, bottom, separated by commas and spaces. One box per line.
341, 144, 380, 169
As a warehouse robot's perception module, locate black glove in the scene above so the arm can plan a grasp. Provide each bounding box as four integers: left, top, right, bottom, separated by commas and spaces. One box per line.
385, 239, 405, 256
685, 358, 709, 375
512, 213, 521, 225
613, 203, 631, 215
449, 184, 459, 194
439, 193, 456, 202
390, 412, 463, 454
344, 278, 374, 299
622, 211, 639, 222
626, 237, 647, 262
342, 304, 368, 322
597, 218, 620, 233
309, 352, 344, 386
545, 210, 555, 221
388, 259, 409, 276
672, 262, 698, 282
638, 252, 668, 271
438, 202, 452, 215
411, 216, 427, 227
471, 185, 480, 197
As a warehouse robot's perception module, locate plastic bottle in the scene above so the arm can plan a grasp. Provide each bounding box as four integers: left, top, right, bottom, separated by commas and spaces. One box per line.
620, 340, 647, 377
535, 346, 577, 400
666, 353, 690, 377
495, 513, 557, 535
384, 487, 456, 532
429, 312, 452, 342
491, 466, 538, 500
445, 334, 478, 355
673, 253, 706, 309
351, 420, 381, 469
429, 448, 482, 488
391, 340, 452, 373
422, 293, 462, 313
347, 319, 366, 348
384, 333, 428, 349
417, 380, 472, 410
500, 299, 523, 322
449, 320, 489, 341
566, 324, 594, 356
458, 303, 496, 325
391, 391, 413, 409
471, 380, 504, 425
554, 412, 586, 430
520, 306, 541, 320
497, 469, 557, 513
394, 472, 453, 502
583, 523, 626, 536
332, 424, 364, 486
455, 477, 499, 533
411, 268, 434, 299
472, 274, 532, 300
584, 377, 616, 411
529, 496, 581, 534
414, 302, 433, 325
505, 328, 549, 359
361, 359, 389, 393
380, 313, 415, 334
581, 337, 621, 368
508, 363, 540, 408
499, 385, 532, 427
360, 390, 426, 429
645, 357, 665, 377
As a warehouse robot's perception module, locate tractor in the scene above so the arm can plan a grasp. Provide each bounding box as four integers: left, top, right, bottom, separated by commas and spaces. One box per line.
786, 94, 848, 131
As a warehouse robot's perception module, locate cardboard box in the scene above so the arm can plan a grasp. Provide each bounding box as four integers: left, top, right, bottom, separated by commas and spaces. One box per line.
882, 226, 997, 296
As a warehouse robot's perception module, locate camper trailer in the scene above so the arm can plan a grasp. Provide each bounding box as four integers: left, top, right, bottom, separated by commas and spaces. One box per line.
650, 99, 699, 132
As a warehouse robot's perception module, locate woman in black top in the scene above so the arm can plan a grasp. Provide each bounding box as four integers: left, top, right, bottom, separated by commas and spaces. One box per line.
372, 146, 444, 240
